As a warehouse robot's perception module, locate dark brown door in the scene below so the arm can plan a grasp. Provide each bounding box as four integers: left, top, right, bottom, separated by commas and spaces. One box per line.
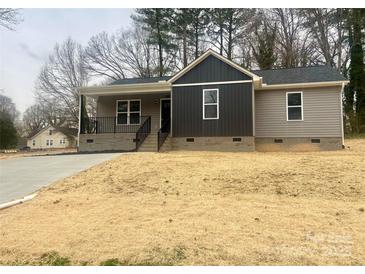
160, 99, 171, 132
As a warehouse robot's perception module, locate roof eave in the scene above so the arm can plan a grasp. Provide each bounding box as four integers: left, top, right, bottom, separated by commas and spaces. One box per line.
257, 80, 350, 90
78, 82, 171, 96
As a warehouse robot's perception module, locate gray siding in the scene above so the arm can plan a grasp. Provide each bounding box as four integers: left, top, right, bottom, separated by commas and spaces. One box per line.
97, 93, 170, 132
172, 83, 253, 137
174, 55, 251, 84
255, 87, 342, 137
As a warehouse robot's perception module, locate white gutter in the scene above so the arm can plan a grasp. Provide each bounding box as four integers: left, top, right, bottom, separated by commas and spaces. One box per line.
258, 80, 350, 90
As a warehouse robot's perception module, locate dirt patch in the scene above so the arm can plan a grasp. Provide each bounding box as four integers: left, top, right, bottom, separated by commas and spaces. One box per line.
0, 139, 364, 265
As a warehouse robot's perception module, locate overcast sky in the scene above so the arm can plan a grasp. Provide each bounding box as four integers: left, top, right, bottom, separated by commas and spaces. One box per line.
0, 8, 133, 114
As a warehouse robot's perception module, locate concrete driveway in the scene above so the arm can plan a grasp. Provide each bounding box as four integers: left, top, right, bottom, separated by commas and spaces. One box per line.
0, 153, 119, 204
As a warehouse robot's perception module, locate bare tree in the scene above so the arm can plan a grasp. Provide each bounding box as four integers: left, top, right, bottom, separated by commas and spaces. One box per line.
36, 38, 88, 126
265, 9, 313, 68
22, 104, 47, 135
236, 40, 254, 69
0, 94, 19, 121
85, 32, 127, 80
0, 8, 22, 30
86, 24, 163, 80
116, 25, 160, 77
301, 9, 342, 67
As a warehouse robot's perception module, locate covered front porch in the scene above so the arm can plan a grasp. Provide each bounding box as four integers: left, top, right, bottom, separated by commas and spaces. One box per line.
78, 81, 172, 152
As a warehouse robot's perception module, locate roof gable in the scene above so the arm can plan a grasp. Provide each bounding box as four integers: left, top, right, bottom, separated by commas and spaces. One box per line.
169, 49, 260, 84
27, 125, 53, 139
27, 125, 77, 140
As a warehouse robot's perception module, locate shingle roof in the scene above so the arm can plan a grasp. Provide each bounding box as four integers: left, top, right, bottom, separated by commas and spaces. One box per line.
56, 127, 78, 138
110, 76, 172, 85
108, 66, 346, 87
251, 66, 347, 85
27, 128, 42, 139
27, 126, 78, 139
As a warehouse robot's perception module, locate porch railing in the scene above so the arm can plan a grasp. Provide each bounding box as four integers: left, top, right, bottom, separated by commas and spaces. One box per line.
80, 116, 150, 134
157, 118, 170, 151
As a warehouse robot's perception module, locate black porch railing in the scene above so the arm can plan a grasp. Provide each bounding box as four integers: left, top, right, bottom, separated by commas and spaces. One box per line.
135, 116, 151, 150
80, 116, 150, 134
80, 116, 151, 151
157, 118, 170, 151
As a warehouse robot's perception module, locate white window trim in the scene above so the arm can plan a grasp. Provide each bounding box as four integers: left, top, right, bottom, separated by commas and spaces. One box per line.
116, 99, 141, 125
203, 88, 219, 120
286, 91, 304, 121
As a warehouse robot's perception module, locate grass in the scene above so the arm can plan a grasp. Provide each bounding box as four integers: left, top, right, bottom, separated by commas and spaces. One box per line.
100, 258, 122, 266
39, 251, 71, 266
99, 246, 186, 266
0, 139, 364, 265
345, 133, 365, 139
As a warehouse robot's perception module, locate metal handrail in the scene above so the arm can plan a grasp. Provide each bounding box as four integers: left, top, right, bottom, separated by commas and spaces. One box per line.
135, 116, 151, 151
157, 118, 170, 151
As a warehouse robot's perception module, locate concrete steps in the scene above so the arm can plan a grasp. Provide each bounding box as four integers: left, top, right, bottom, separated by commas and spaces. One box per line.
159, 135, 172, 152
138, 133, 158, 152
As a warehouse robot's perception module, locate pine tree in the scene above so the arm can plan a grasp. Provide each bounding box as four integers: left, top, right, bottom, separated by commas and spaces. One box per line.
171, 9, 194, 67
347, 8, 365, 133
208, 9, 230, 56
187, 9, 209, 59
133, 9, 176, 77
251, 22, 277, 69
208, 9, 255, 60
0, 112, 17, 149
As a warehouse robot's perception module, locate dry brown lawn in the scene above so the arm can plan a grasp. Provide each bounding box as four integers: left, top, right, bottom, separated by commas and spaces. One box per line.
0, 139, 364, 265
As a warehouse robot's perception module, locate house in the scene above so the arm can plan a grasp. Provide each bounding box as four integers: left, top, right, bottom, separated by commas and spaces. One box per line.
27, 125, 78, 150
77, 49, 349, 152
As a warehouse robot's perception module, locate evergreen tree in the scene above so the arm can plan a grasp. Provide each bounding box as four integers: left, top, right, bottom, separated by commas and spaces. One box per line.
171, 9, 194, 67
187, 9, 209, 59
0, 111, 17, 149
347, 8, 365, 133
251, 21, 277, 69
208, 9, 255, 60
133, 9, 176, 76
208, 9, 230, 56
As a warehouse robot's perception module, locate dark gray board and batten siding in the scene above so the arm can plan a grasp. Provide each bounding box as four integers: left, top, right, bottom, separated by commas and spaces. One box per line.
174, 55, 252, 84
172, 83, 253, 137
171, 54, 253, 137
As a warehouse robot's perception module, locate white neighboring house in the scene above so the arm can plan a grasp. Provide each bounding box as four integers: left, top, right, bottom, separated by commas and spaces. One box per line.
27, 125, 78, 150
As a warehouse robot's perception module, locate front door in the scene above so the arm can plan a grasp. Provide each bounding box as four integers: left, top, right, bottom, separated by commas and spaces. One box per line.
160, 98, 171, 132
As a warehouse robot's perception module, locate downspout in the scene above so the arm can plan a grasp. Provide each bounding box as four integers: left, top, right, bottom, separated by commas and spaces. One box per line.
77, 90, 82, 152
340, 82, 345, 148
